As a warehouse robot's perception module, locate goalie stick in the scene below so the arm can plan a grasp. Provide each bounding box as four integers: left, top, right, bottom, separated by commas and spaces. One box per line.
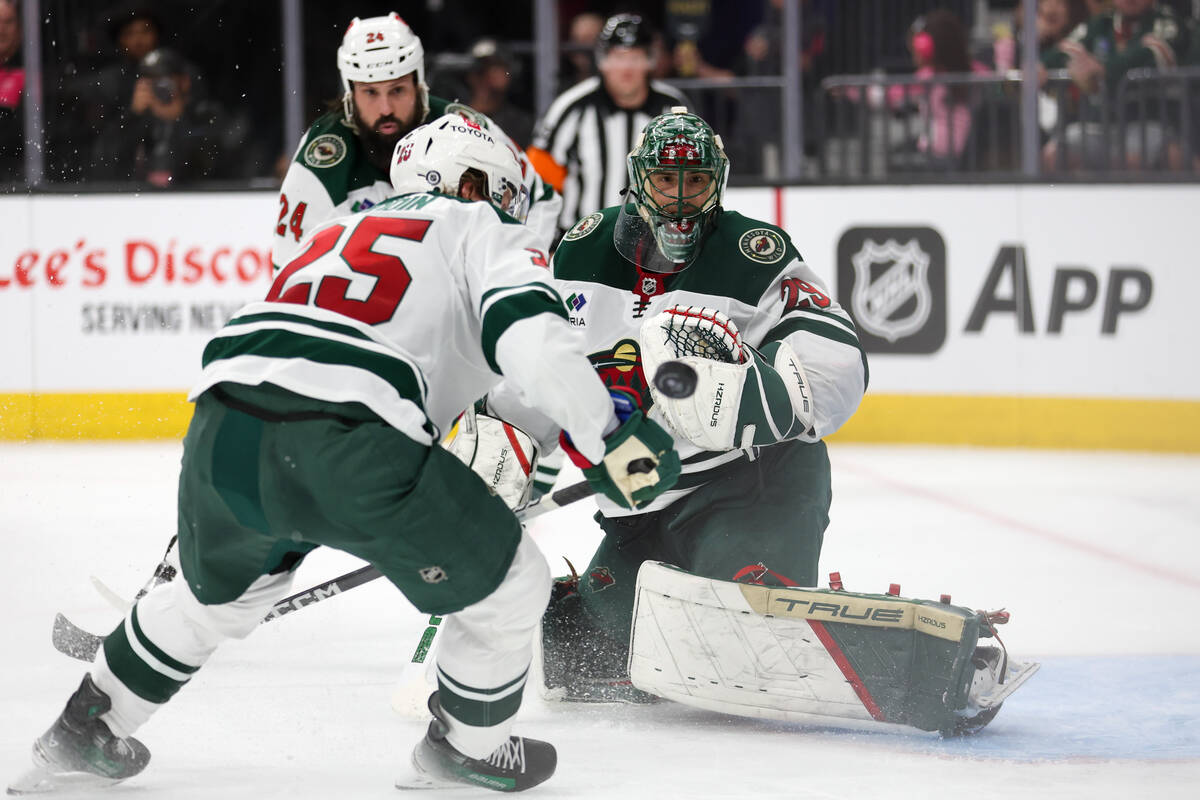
51, 362, 699, 665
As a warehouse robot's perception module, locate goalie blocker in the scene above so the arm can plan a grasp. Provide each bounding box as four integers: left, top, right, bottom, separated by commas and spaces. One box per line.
628, 562, 1039, 736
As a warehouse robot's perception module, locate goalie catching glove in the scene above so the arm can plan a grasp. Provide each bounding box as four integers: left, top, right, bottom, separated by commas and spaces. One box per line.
640, 306, 815, 451
560, 390, 681, 510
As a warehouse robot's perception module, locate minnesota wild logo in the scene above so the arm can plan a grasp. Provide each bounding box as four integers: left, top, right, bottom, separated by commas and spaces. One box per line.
587, 339, 651, 409
564, 212, 603, 241
304, 134, 347, 168
739, 228, 786, 264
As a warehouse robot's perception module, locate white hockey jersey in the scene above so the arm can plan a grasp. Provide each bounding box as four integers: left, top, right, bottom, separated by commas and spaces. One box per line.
273, 101, 562, 271
194, 191, 613, 464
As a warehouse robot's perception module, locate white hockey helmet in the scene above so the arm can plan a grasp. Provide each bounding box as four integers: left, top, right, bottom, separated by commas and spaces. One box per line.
337, 13, 429, 126
390, 113, 531, 223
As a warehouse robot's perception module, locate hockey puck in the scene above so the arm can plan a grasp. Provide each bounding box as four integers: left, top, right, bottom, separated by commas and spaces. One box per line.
653, 361, 698, 399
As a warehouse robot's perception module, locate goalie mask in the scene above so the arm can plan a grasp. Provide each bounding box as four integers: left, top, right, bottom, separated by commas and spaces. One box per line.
390, 114, 531, 223
615, 107, 729, 273
337, 13, 429, 129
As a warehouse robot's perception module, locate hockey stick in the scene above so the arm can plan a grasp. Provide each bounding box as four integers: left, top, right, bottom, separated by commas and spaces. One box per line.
51, 362, 700, 666
49, 478, 615, 663
391, 360, 700, 715
53, 480, 606, 663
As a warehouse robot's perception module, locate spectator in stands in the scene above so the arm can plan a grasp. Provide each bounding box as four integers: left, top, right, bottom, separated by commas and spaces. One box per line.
1041, 0, 1191, 170
89, 47, 232, 187
1036, 0, 1092, 57
738, 0, 831, 169
560, 12, 604, 91
78, 4, 163, 136
841, 10, 990, 168
0, 0, 23, 183
464, 38, 534, 148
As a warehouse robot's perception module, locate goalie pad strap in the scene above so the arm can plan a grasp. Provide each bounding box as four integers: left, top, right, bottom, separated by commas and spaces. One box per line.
628, 562, 987, 735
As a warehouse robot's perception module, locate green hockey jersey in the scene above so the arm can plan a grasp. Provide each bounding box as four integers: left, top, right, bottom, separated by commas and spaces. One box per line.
495, 205, 868, 516
272, 97, 561, 270
1045, 6, 1189, 83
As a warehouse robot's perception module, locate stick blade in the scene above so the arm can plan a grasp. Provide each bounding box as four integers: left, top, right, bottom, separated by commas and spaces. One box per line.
51, 613, 102, 662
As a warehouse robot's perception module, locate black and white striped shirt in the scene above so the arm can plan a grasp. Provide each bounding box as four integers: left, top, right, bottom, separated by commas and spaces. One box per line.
528, 76, 689, 236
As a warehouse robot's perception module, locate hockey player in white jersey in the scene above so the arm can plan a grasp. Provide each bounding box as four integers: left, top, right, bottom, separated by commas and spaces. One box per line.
273, 12, 562, 268
7, 115, 680, 795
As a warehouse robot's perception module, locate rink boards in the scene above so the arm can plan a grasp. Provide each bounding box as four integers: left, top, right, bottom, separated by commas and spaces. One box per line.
1, 186, 1197, 451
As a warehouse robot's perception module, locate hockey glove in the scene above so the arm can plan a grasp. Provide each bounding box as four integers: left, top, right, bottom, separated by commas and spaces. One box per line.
640, 306, 815, 451
560, 390, 681, 510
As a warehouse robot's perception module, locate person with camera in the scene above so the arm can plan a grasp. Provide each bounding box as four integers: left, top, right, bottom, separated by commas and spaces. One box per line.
89, 47, 233, 187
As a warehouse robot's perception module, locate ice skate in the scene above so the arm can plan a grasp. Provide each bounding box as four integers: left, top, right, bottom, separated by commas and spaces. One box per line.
7, 674, 150, 795
540, 575, 661, 705
950, 645, 1042, 736
397, 692, 555, 792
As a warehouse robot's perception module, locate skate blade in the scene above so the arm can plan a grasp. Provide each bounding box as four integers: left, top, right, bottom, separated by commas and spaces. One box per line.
7, 763, 121, 795
394, 761, 458, 792
976, 659, 1041, 709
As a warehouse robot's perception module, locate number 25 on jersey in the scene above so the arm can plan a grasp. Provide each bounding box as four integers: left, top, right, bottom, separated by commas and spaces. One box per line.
266, 217, 432, 325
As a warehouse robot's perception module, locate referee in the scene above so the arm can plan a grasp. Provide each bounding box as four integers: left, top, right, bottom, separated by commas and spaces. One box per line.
526, 14, 688, 240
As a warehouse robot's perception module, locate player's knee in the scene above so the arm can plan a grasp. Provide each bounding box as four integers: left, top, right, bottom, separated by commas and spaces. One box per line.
173, 570, 294, 641
458, 532, 551, 644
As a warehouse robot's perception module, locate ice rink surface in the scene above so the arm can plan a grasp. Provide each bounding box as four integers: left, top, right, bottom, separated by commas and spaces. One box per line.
2, 441, 1198, 799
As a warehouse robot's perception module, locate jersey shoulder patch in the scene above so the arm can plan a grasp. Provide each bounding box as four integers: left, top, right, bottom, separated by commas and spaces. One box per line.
303, 134, 348, 168
563, 212, 604, 241
738, 227, 788, 264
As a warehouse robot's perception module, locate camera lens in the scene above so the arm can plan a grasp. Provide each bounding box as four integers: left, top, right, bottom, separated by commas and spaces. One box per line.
152, 78, 175, 103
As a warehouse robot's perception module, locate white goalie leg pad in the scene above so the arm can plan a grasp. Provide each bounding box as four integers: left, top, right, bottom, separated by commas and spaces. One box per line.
629, 562, 882, 728
443, 408, 539, 509
628, 562, 1039, 734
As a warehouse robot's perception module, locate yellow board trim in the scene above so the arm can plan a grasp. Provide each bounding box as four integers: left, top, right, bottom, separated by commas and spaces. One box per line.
827, 393, 1200, 453
1, 392, 1199, 451
0, 393, 192, 440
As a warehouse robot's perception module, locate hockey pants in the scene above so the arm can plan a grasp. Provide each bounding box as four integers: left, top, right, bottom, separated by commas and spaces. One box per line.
90, 387, 550, 759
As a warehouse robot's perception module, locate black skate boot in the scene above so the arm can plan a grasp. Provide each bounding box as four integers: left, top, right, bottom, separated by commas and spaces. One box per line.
540, 569, 660, 704
7, 674, 151, 795
400, 692, 555, 792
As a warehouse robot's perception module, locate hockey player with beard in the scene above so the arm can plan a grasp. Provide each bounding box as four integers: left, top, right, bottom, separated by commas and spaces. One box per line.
273, 13, 562, 269
489, 108, 1037, 734
7, 116, 680, 795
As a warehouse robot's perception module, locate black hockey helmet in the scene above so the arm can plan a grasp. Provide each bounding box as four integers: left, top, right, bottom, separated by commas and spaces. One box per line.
595, 13, 654, 61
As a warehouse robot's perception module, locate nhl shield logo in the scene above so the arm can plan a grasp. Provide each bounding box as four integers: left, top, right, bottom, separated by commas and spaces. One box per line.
849, 238, 933, 343
837, 226, 946, 354
419, 566, 447, 584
